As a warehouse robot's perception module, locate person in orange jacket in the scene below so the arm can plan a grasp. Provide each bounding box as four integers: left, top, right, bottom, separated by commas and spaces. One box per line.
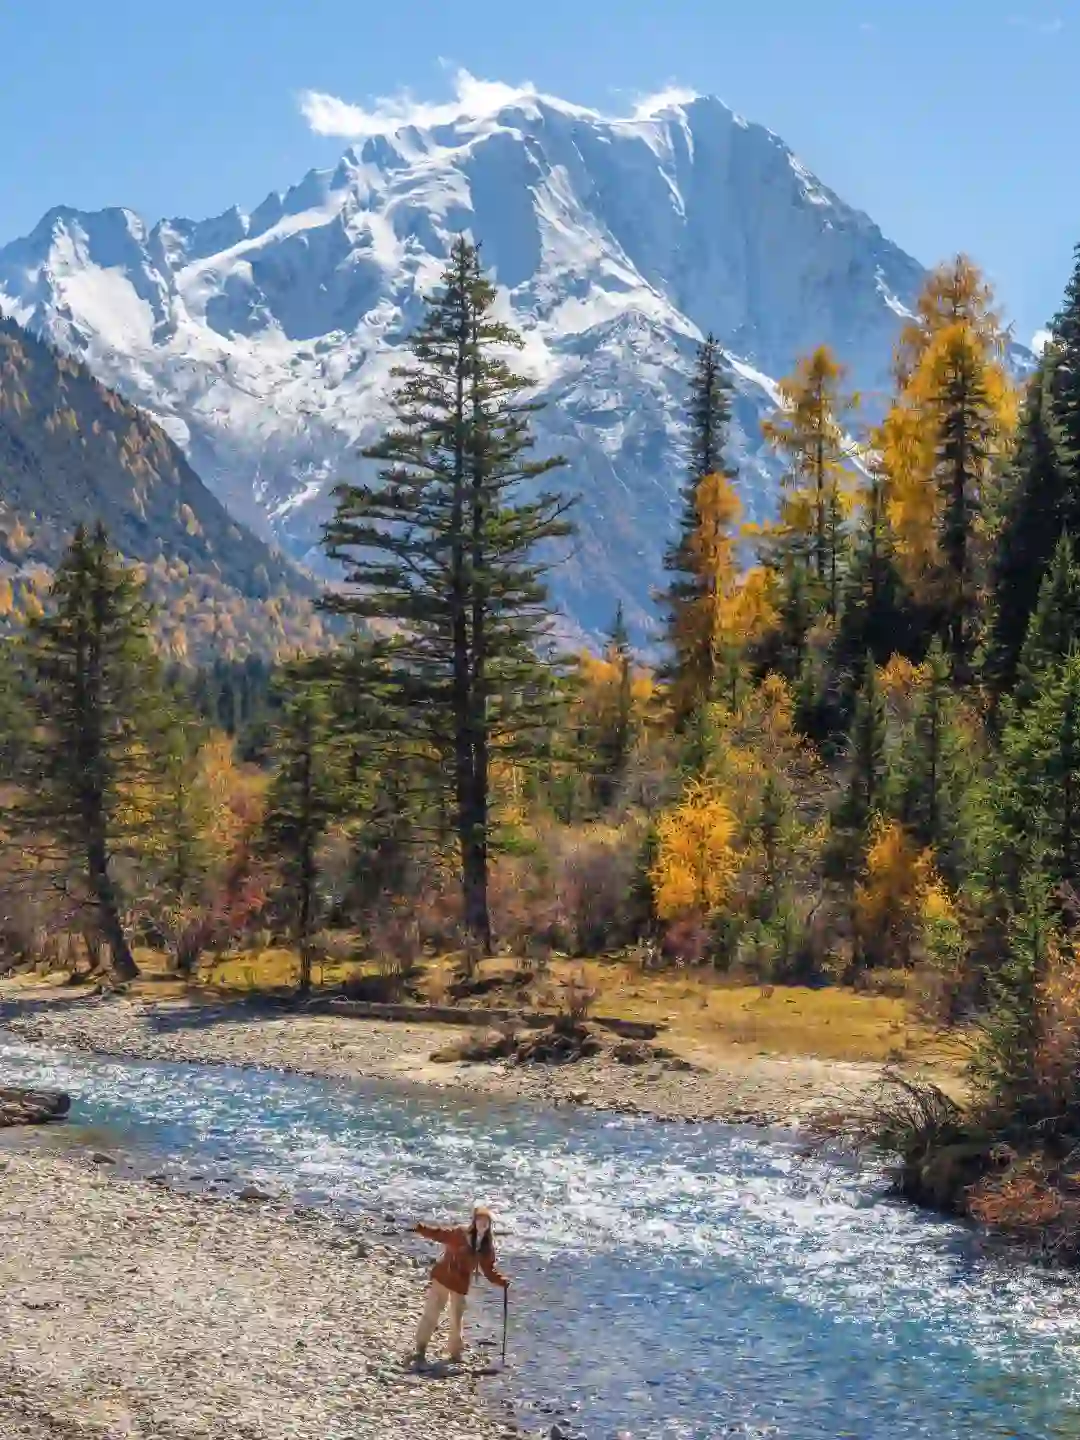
410, 1203, 509, 1365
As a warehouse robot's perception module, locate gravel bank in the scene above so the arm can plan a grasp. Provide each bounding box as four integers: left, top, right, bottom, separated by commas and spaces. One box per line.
0, 1141, 508, 1440
0, 986, 885, 1127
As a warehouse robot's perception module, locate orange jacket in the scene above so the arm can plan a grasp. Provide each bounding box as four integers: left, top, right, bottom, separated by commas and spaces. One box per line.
414, 1223, 509, 1296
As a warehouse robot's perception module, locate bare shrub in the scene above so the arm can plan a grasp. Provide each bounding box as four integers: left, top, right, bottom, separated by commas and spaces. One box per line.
552, 824, 644, 955
345, 909, 423, 1001
518, 932, 555, 979
488, 852, 561, 958
311, 930, 357, 966
412, 877, 463, 953
555, 968, 598, 1032
660, 917, 710, 967
488, 822, 645, 961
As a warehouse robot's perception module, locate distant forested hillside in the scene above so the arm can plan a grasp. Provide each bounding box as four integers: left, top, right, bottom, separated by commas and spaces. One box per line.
0, 316, 326, 660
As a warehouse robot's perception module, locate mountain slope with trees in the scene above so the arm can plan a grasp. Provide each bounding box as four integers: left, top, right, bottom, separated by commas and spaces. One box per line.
0, 316, 325, 660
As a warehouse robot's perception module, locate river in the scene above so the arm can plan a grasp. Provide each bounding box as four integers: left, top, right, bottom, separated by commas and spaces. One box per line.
2, 1034, 1079, 1438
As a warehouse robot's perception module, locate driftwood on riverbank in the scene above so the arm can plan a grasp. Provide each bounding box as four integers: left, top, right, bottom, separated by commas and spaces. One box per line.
0, 1087, 70, 1127
316, 996, 664, 1039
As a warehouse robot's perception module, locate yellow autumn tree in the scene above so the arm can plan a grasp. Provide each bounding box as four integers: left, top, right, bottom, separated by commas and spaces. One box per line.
881, 256, 1018, 675
664, 470, 774, 723
650, 777, 739, 920
762, 345, 859, 616
893, 254, 1002, 389
854, 818, 957, 969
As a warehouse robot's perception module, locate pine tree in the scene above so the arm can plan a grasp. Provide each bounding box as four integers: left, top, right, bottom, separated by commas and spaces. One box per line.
931, 325, 997, 677
0, 639, 30, 780
998, 649, 1080, 897
322, 237, 571, 953
896, 642, 973, 888
832, 658, 889, 868
1014, 533, 1080, 708
971, 870, 1054, 1116
591, 603, 636, 810
661, 336, 744, 723
686, 334, 728, 482
833, 462, 921, 712
774, 561, 814, 681
156, 721, 212, 910
762, 345, 858, 617
985, 357, 1072, 699
1051, 242, 1080, 480
11, 524, 166, 979
756, 771, 798, 924
264, 674, 342, 994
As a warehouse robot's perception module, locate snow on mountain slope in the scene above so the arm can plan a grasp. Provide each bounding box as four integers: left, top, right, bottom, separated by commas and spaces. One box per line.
0, 85, 930, 637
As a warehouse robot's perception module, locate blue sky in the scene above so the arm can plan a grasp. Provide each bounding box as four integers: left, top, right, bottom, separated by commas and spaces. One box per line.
1, 0, 1074, 342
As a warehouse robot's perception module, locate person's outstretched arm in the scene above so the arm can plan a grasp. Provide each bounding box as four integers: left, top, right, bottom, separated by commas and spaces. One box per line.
414, 1222, 459, 1244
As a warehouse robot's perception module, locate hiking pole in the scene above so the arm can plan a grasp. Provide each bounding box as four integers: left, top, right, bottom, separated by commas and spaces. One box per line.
501, 1285, 509, 1366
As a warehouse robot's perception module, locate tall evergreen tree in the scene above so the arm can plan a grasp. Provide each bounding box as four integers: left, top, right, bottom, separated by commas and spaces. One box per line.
11, 525, 166, 979
661, 335, 742, 723
1051, 242, 1080, 480
592, 602, 636, 809
932, 326, 996, 678
773, 562, 814, 682
264, 674, 341, 994
833, 463, 921, 705
0, 639, 31, 781
1014, 533, 1080, 709
686, 333, 728, 482
896, 641, 973, 888
322, 237, 571, 953
971, 870, 1054, 1115
832, 657, 888, 866
985, 356, 1071, 699
998, 649, 1080, 898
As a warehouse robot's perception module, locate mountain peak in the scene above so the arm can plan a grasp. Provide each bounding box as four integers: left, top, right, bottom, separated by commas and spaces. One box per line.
0, 79, 936, 636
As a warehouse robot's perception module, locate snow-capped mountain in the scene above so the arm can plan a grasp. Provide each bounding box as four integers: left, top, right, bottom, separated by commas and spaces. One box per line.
0, 84, 929, 637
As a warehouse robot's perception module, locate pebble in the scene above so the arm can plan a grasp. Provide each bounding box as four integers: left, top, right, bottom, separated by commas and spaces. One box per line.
0, 986, 884, 1132
0, 1147, 505, 1439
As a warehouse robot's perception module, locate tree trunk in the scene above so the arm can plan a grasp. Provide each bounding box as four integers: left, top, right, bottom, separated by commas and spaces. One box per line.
87, 832, 138, 981
298, 830, 316, 995
461, 263, 493, 958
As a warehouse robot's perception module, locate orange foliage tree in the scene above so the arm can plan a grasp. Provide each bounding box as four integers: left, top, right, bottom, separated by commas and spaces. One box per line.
650, 778, 739, 921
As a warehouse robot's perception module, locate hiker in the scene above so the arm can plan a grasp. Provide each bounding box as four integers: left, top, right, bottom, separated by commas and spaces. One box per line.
410, 1203, 509, 1365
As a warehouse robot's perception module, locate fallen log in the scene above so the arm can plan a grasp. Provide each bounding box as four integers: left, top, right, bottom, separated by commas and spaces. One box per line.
0, 1086, 71, 1127
316, 998, 664, 1039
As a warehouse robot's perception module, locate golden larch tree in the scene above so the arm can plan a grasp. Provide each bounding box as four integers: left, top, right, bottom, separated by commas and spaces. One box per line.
650, 777, 739, 920
666, 470, 774, 722
762, 345, 859, 616
882, 257, 1017, 673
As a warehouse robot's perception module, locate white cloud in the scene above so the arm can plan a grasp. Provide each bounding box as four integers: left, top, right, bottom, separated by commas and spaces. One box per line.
1007, 13, 1064, 32
631, 86, 699, 119
297, 69, 700, 141
299, 69, 545, 140
1032, 328, 1053, 354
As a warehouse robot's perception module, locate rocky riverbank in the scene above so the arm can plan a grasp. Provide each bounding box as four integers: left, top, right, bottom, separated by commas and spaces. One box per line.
0, 1085, 69, 1126
0, 983, 891, 1128
0, 1141, 508, 1440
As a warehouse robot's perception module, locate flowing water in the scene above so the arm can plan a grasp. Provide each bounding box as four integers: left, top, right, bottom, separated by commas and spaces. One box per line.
3, 1033, 1080, 1439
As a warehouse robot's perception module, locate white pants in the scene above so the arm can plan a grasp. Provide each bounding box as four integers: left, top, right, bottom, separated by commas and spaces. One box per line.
414, 1280, 467, 1359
